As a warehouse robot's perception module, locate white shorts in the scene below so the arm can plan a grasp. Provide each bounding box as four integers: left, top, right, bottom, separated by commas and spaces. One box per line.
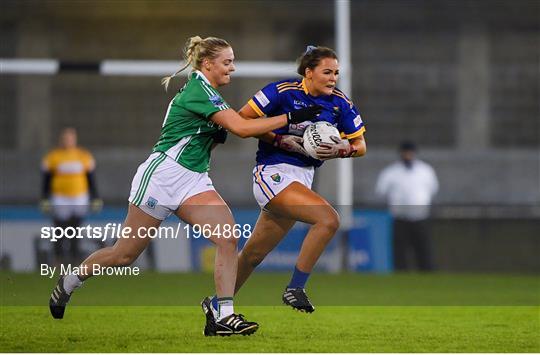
252, 163, 314, 208
128, 152, 216, 220
51, 194, 89, 221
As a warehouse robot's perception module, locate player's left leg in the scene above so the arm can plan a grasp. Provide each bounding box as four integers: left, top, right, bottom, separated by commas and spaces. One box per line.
265, 182, 340, 313
235, 210, 295, 293
176, 191, 259, 336
203, 210, 294, 335
49, 204, 158, 319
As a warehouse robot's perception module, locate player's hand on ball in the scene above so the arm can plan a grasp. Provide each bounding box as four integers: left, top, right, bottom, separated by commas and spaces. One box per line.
316, 135, 356, 160
273, 134, 308, 156
287, 105, 322, 124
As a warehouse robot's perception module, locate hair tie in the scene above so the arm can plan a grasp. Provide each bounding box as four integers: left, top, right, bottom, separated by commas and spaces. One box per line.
304, 45, 317, 55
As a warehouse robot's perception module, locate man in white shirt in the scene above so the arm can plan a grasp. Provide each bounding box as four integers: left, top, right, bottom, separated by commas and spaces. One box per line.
375, 141, 439, 271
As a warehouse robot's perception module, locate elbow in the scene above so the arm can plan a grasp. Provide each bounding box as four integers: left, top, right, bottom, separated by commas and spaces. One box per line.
236, 128, 250, 139
230, 127, 250, 139
356, 144, 367, 157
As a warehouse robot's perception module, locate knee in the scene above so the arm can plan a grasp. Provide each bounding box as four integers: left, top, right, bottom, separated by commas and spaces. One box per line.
317, 210, 340, 235
213, 234, 239, 249
242, 249, 267, 268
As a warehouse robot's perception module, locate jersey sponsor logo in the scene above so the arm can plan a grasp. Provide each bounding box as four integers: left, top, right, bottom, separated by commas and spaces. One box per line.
353, 114, 362, 127
255, 90, 270, 107
209, 94, 224, 107
56, 161, 85, 174
293, 100, 308, 109
146, 196, 158, 209
270, 173, 282, 183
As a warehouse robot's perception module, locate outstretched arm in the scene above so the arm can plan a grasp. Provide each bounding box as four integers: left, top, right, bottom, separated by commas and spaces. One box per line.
211, 106, 321, 139
238, 104, 275, 144
238, 104, 308, 156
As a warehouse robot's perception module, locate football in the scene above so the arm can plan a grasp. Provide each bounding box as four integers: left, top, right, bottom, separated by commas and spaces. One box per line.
302, 121, 340, 159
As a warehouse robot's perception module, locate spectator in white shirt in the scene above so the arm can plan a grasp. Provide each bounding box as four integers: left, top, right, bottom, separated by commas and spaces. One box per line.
375, 141, 439, 271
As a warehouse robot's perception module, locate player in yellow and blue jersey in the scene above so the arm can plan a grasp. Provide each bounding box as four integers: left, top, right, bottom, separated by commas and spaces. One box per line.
202, 46, 367, 322
41, 127, 102, 264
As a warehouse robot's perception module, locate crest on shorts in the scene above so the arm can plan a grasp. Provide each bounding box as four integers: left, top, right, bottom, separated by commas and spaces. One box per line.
209, 94, 224, 107
146, 196, 158, 209
271, 173, 282, 183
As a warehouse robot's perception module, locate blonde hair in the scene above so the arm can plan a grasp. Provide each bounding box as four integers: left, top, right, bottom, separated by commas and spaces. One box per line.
161, 36, 231, 91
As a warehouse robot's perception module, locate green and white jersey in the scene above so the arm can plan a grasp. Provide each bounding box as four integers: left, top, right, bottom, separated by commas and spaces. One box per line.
152, 70, 230, 172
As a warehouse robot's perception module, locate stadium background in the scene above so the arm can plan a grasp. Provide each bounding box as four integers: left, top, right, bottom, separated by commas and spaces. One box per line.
1, 0, 538, 273
1, 1, 539, 352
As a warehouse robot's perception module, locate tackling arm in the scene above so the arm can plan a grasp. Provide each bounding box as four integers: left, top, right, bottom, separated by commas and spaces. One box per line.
238, 104, 308, 156
211, 106, 320, 139
238, 104, 275, 144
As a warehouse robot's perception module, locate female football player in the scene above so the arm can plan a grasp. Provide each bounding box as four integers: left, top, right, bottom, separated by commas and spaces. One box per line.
48, 36, 320, 337
202, 46, 366, 323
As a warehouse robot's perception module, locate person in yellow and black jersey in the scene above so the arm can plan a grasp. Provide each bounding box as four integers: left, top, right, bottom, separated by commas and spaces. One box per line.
41, 127, 102, 264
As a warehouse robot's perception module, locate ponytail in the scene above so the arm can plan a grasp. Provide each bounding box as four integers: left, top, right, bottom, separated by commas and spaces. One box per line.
161, 35, 230, 91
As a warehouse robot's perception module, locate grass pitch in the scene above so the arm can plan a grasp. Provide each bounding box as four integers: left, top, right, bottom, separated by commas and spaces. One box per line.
1, 272, 539, 352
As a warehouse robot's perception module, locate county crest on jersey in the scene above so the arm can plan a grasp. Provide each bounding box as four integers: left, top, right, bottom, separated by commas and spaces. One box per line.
247, 78, 366, 168
153, 71, 230, 172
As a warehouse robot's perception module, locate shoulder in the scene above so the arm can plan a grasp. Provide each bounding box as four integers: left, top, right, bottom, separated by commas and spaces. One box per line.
419, 161, 437, 177
331, 88, 354, 109
75, 148, 95, 162
76, 148, 96, 169
184, 77, 223, 102
42, 149, 59, 164
185, 76, 212, 93
386, 162, 405, 174
46, 148, 67, 160
274, 78, 303, 94
416, 159, 434, 170
413, 160, 435, 177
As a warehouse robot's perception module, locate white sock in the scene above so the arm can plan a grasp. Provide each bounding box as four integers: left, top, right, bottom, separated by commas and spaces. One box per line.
216, 297, 234, 321
63, 273, 83, 294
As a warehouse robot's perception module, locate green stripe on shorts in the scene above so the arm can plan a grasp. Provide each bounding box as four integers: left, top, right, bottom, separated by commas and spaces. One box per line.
132, 153, 166, 206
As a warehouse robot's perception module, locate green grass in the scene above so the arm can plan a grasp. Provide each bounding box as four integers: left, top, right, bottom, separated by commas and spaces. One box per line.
3, 272, 539, 306
1, 272, 539, 352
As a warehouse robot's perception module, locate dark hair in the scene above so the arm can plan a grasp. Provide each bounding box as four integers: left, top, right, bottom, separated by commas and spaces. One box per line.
296, 46, 338, 77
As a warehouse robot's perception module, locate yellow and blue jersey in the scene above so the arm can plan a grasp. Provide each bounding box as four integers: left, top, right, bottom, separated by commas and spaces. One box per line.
41, 147, 95, 197
247, 78, 366, 168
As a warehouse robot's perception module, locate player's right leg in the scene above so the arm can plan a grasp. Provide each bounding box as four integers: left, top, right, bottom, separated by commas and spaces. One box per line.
177, 190, 259, 336
203, 209, 294, 331
49, 204, 160, 319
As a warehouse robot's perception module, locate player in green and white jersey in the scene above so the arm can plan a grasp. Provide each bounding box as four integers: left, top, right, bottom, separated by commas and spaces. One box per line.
49, 36, 321, 336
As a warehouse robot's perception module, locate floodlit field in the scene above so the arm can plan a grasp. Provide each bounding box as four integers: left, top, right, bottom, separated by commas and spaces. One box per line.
1, 272, 538, 352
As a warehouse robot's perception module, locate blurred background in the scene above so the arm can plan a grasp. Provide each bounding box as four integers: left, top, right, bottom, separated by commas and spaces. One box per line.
1, 0, 539, 274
